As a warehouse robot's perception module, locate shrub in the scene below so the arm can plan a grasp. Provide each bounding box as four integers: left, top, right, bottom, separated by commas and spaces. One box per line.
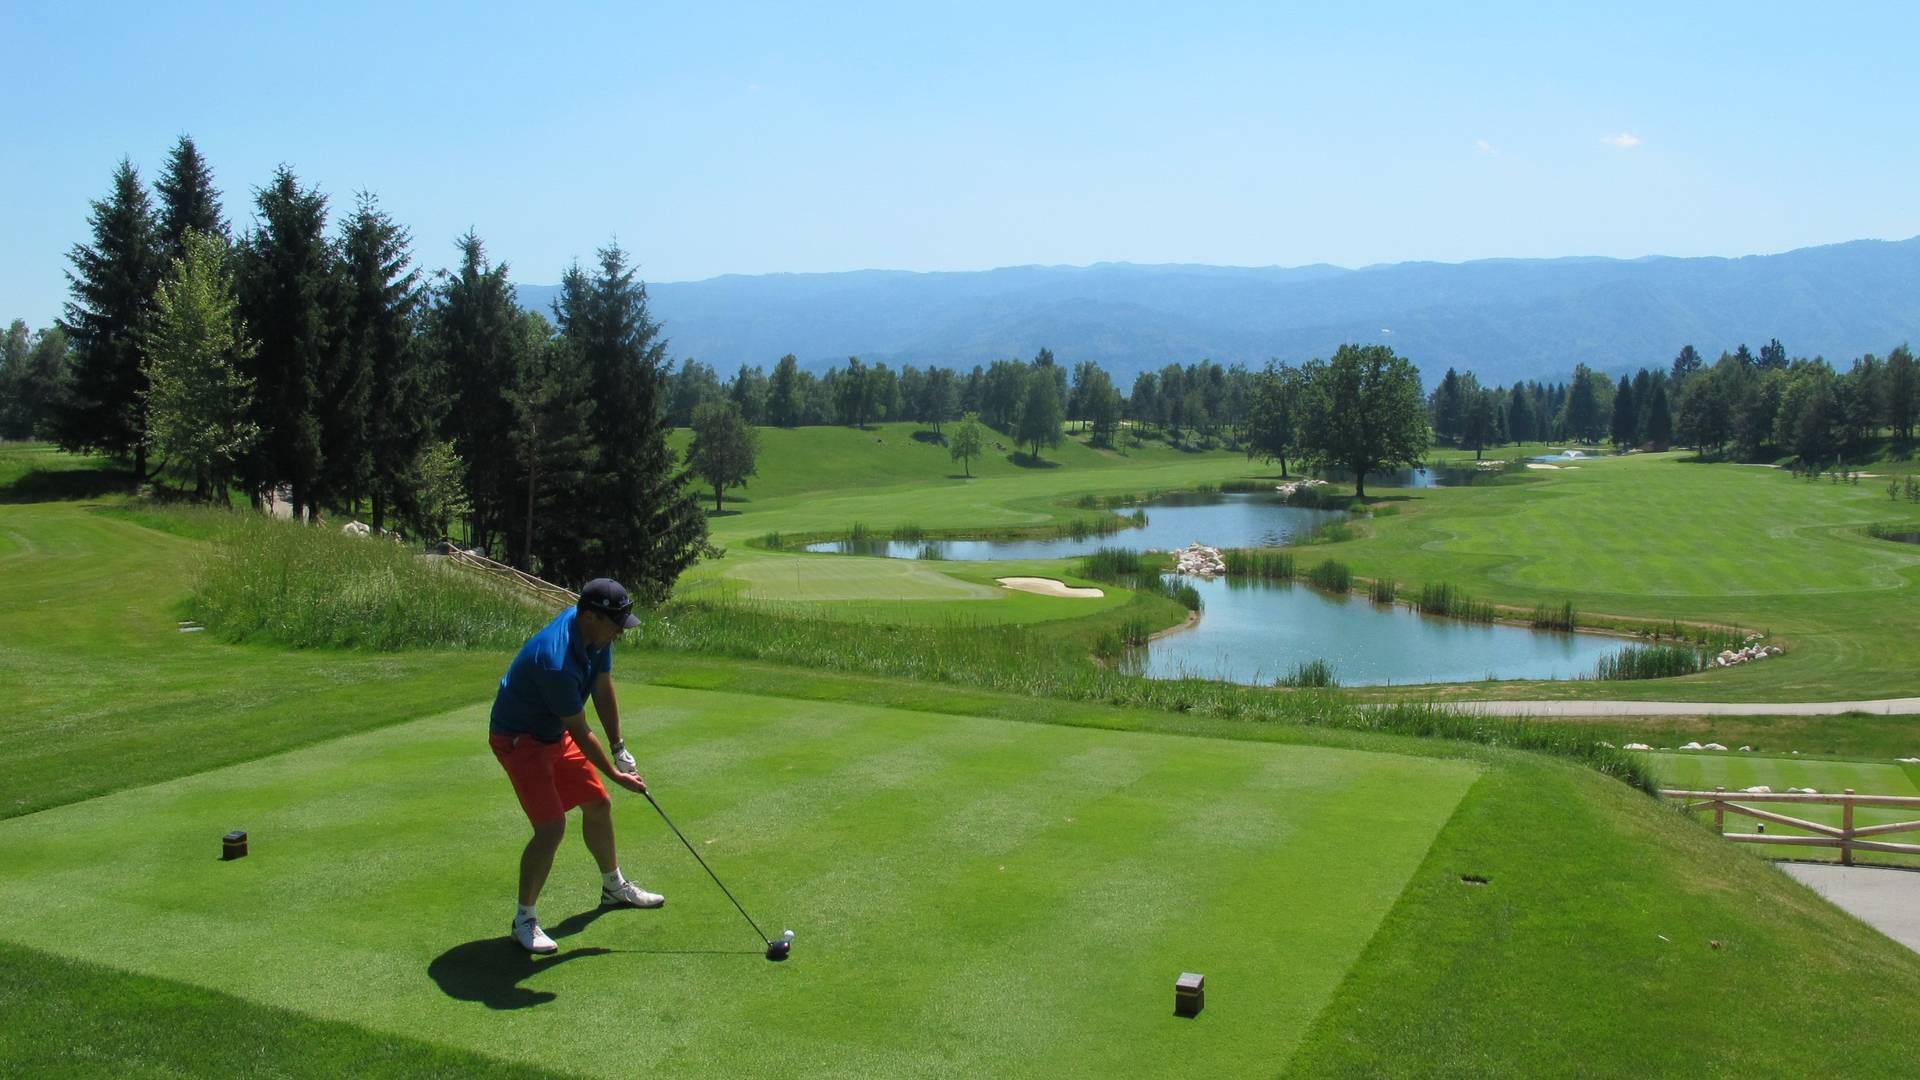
1077, 547, 1147, 581
1417, 581, 1495, 623
892, 523, 925, 541
759, 531, 785, 550
1369, 577, 1396, 603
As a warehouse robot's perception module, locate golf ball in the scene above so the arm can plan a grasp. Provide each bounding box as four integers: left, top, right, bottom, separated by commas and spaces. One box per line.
783, 929, 795, 940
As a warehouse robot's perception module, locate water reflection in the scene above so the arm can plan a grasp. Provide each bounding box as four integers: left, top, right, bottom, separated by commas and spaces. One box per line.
1132, 576, 1620, 686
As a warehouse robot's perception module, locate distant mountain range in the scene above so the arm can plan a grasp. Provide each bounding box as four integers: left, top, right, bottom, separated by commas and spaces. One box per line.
514, 237, 1920, 388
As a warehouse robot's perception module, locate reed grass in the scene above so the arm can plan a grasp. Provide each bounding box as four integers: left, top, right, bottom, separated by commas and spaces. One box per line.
1531, 600, 1577, 631
1307, 559, 1353, 593
1593, 645, 1704, 680
1417, 582, 1496, 623
1369, 577, 1396, 604
1222, 549, 1296, 580
1279, 658, 1338, 688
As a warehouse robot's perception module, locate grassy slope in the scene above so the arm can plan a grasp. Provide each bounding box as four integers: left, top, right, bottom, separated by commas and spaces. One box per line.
1285, 758, 1920, 1077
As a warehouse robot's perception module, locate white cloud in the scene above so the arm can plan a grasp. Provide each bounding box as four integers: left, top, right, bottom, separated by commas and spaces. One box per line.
1475, 139, 1498, 156
1603, 132, 1641, 149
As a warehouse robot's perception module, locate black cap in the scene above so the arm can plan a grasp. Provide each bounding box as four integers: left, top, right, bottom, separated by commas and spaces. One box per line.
578, 578, 641, 628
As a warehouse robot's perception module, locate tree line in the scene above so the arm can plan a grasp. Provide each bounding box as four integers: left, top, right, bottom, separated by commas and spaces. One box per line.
15, 138, 704, 598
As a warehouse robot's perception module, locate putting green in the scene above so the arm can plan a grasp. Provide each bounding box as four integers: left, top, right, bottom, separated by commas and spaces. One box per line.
0, 684, 1477, 1077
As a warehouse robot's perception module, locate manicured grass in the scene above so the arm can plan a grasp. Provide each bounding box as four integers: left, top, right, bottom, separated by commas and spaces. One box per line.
0, 941, 556, 1078
1285, 759, 1920, 1077
0, 689, 1479, 1078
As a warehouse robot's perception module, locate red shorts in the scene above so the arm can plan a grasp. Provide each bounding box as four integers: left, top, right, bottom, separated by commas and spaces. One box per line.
490, 732, 609, 825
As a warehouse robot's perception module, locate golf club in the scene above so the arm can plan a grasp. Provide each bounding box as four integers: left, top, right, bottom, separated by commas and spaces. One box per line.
640, 790, 794, 961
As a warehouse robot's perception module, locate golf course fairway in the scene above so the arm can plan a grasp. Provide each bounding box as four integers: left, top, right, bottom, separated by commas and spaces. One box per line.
0, 686, 1478, 1077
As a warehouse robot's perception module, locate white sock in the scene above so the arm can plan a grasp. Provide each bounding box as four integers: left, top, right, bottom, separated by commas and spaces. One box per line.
602, 868, 627, 890
516, 903, 538, 924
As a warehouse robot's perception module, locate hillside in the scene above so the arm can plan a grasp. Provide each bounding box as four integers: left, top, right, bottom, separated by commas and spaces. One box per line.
518, 238, 1920, 387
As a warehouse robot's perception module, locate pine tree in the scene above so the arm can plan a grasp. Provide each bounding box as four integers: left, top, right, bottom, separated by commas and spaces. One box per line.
553, 242, 706, 599
1645, 382, 1673, 450
155, 136, 226, 263
1610, 375, 1637, 448
425, 232, 523, 552
141, 230, 257, 501
237, 167, 340, 518
339, 193, 430, 532
505, 315, 597, 572
1506, 382, 1534, 443
56, 159, 163, 477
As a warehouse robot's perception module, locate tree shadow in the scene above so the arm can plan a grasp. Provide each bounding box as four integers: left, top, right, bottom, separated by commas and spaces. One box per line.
910, 430, 948, 446
0, 466, 137, 504
707, 509, 745, 518
1005, 452, 1061, 469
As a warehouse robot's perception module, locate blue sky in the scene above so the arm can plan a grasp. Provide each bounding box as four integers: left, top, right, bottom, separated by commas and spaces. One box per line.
5, 1, 1918, 327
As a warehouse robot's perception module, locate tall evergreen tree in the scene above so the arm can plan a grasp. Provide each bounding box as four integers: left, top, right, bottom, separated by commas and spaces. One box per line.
505, 315, 597, 571
1610, 375, 1637, 448
237, 167, 337, 518
339, 192, 428, 531
427, 232, 524, 552
1671, 344, 1702, 385
552, 241, 706, 599
154, 136, 226, 263
1644, 382, 1673, 450
56, 159, 164, 477
1506, 382, 1534, 443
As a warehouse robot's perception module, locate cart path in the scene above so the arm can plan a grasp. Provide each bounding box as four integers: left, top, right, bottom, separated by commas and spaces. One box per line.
1437, 698, 1920, 717
1778, 863, 1920, 955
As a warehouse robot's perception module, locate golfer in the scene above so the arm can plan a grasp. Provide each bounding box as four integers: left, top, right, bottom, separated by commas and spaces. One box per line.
491, 577, 663, 954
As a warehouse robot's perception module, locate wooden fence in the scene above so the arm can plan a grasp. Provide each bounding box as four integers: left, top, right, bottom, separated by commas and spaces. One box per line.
445, 548, 579, 611
1662, 788, 1920, 866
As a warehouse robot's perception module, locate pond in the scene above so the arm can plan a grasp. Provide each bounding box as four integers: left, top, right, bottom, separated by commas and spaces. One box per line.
1130, 576, 1623, 686
803, 492, 1347, 560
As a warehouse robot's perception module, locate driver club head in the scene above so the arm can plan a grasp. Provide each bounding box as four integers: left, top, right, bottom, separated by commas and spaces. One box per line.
765, 929, 795, 962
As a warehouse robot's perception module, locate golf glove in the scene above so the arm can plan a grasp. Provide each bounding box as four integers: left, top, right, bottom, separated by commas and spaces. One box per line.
613, 742, 637, 774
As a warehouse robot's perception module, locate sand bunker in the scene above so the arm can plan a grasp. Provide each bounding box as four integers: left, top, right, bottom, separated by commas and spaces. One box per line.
1526, 463, 1561, 470
997, 577, 1104, 598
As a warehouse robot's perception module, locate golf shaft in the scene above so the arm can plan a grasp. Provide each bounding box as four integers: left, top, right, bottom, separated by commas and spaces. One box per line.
642, 791, 770, 944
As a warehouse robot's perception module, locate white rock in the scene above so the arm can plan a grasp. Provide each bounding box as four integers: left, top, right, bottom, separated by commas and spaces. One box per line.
1738, 745, 1753, 752
1742, 786, 1773, 794
1787, 787, 1819, 794
341, 520, 371, 537
1703, 743, 1728, 751
1623, 743, 1653, 751
1679, 741, 1705, 750
1897, 757, 1920, 764
1597, 741, 1615, 748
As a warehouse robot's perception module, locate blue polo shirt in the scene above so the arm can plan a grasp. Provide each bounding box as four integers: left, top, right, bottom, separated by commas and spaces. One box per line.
490, 609, 613, 741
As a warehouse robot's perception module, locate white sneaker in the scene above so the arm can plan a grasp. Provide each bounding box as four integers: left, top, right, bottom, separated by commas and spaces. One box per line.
512, 916, 557, 954
601, 880, 665, 908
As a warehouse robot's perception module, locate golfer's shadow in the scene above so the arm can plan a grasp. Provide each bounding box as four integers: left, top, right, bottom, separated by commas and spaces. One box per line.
427, 907, 617, 1009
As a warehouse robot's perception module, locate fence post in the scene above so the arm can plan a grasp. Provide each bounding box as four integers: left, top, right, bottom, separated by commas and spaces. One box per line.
1714, 787, 1725, 834
1842, 789, 1855, 866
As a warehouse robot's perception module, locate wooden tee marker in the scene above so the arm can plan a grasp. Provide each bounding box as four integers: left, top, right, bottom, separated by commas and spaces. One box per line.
1175, 972, 1205, 1017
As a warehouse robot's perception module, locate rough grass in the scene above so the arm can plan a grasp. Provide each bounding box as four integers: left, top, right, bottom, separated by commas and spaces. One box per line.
191, 513, 555, 649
